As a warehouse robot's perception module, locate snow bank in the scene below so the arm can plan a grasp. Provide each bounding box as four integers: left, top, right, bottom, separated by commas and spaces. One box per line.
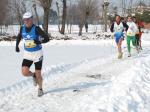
106, 55, 150, 112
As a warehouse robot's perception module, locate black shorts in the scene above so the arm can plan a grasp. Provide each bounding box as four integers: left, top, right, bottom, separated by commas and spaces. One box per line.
22, 59, 43, 70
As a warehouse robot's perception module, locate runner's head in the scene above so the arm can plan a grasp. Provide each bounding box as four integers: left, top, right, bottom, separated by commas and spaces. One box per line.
115, 15, 121, 24
127, 15, 133, 22
23, 12, 33, 28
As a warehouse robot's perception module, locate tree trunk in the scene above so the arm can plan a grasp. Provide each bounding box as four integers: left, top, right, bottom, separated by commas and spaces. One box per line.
78, 23, 84, 36
43, 8, 49, 34
60, 0, 67, 34
0, 25, 2, 35
40, 0, 52, 34
33, 4, 40, 26
70, 23, 72, 34
56, 1, 61, 32
17, 13, 22, 26
79, 28, 82, 36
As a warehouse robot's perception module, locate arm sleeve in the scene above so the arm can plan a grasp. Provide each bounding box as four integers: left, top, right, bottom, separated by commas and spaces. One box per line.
110, 23, 114, 32
123, 22, 129, 31
16, 27, 22, 47
36, 26, 49, 43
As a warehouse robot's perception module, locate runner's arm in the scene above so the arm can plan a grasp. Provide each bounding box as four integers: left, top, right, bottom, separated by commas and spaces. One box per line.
16, 27, 22, 52
123, 22, 129, 31
110, 23, 114, 32
36, 26, 49, 44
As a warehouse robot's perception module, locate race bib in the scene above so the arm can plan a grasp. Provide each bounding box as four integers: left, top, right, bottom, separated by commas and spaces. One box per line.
25, 40, 36, 48
127, 32, 133, 36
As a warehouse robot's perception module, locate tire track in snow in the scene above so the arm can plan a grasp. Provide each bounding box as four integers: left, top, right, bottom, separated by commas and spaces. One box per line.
0, 56, 100, 97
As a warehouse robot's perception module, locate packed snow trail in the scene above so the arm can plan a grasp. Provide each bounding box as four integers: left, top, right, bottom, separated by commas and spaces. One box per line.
0, 48, 150, 112
0, 33, 150, 112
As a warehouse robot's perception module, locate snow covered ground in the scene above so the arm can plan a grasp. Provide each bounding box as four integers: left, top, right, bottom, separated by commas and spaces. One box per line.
0, 29, 150, 112
0, 40, 116, 88
2, 24, 103, 36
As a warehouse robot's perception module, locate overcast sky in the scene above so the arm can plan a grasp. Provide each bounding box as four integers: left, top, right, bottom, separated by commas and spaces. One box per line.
27, 0, 149, 16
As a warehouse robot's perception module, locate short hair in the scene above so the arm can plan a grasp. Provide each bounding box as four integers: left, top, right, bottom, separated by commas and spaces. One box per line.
115, 15, 121, 18
127, 15, 132, 19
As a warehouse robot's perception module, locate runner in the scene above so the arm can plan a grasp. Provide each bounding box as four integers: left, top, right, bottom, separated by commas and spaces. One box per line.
126, 15, 138, 57
110, 15, 128, 59
15, 12, 49, 97
135, 21, 143, 50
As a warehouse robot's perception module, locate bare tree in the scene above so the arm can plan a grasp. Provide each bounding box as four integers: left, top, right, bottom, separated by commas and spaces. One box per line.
60, 0, 67, 34
56, 1, 61, 32
67, 4, 77, 34
0, 0, 9, 35
10, 0, 26, 26
77, 0, 100, 36
56, 0, 67, 34
0, 0, 9, 25
32, 1, 40, 26
38, 0, 53, 34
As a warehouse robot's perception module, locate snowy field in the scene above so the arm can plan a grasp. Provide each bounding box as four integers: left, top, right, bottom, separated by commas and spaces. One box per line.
0, 40, 116, 89
2, 24, 104, 36
0, 27, 150, 112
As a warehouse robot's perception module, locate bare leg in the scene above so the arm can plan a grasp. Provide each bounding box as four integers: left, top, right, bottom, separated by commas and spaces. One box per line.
117, 38, 123, 53
139, 37, 142, 50
35, 70, 43, 89
22, 66, 34, 77
117, 38, 123, 59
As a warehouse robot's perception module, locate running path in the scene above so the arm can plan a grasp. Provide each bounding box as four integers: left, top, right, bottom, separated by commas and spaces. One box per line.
0, 33, 150, 112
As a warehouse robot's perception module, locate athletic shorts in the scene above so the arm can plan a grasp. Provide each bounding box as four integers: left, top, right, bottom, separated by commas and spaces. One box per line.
114, 32, 124, 43
22, 50, 43, 70
23, 50, 43, 63
22, 59, 42, 70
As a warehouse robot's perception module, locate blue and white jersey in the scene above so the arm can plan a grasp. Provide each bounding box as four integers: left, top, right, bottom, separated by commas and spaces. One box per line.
114, 22, 124, 33
113, 22, 124, 40
21, 25, 42, 52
